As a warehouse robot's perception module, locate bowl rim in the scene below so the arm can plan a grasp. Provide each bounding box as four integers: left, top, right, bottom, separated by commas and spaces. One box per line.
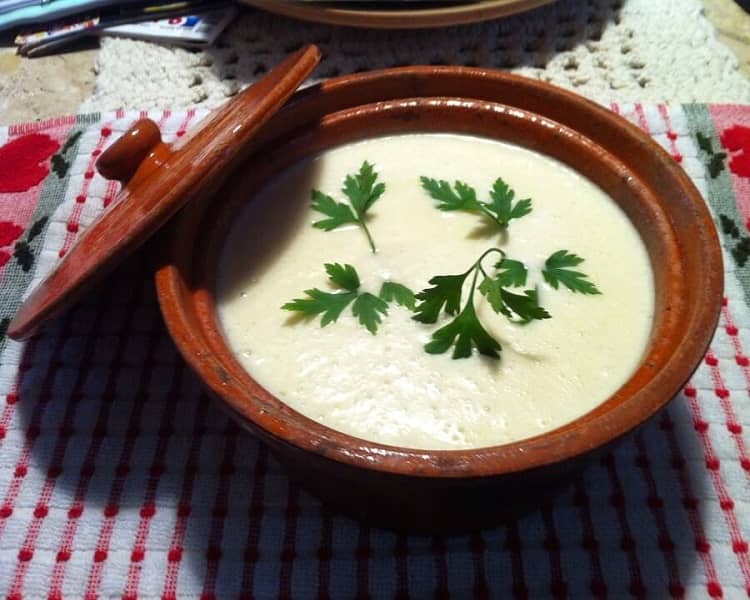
155, 68, 723, 479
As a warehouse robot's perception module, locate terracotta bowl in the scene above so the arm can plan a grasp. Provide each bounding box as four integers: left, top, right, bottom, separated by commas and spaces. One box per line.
155, 68, 722, 531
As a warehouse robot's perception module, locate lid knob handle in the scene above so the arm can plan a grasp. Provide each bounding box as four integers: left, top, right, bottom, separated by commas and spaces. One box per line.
96, 118, 169, 184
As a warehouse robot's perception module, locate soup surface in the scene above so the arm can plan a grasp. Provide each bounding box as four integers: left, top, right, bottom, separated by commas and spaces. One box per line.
217, 134, 654, 449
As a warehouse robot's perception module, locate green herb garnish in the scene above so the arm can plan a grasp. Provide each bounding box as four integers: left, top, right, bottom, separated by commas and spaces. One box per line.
379, 281, 417, 311
542, 250, 601, 295
311, 161, 385, 253
283, 263, 414, 334
290, 168, 601, 361
495, 258, 528, 287
282, 263, 361, 327
413, 249, 551, 359
420, 176, 532, 231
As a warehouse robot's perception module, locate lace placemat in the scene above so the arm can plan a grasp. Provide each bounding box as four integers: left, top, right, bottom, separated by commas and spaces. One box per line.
84, 0, 750, 112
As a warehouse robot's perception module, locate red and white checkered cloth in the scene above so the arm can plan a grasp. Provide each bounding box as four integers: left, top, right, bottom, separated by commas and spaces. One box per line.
0, 104, 748, 599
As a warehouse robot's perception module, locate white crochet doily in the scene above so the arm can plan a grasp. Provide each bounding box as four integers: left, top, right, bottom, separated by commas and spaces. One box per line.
84, 0, 750, 111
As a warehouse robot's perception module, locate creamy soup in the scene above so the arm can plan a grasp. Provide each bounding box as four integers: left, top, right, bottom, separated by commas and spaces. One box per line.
217, 134, 654, 450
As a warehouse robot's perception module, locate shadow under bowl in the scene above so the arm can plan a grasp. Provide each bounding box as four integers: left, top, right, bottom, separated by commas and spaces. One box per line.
154, 68, 722, 532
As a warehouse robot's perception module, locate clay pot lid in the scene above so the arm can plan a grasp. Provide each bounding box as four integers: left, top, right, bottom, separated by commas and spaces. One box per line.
8, 44, 321, 341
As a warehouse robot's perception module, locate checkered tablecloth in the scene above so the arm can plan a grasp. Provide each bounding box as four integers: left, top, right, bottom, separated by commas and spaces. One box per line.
0, 104, 748, 599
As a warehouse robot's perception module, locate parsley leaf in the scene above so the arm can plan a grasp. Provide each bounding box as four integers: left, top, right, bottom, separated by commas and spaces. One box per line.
282, 289, 357, 327
283, 262, 362, 327
284, 263, 413, 334
542, 250, 601, 294
500, 288, 551, 322
479, 277, 550, 322
425, 302, 501, 359
344, 161, 386, 215
325, 262, 360, 291
486, 178, 532, 227
412, 273, 469, 323
417, 248, 559, 359
416, 250, 506, 359
420, 176, 532, 232
311, 191, 358, 231
496, 258, 527, 287
352, 293, 389, 334
311, 161, 384, 252
419, 177, 482, 212
477, 275, 505, 314
379, 281, 416, 311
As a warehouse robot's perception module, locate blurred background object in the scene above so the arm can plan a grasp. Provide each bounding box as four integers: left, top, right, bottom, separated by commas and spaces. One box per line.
2, 0, 750, 123
706, 0, 750, 75
2, 1, 237, 56
240, 0, 550, 28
